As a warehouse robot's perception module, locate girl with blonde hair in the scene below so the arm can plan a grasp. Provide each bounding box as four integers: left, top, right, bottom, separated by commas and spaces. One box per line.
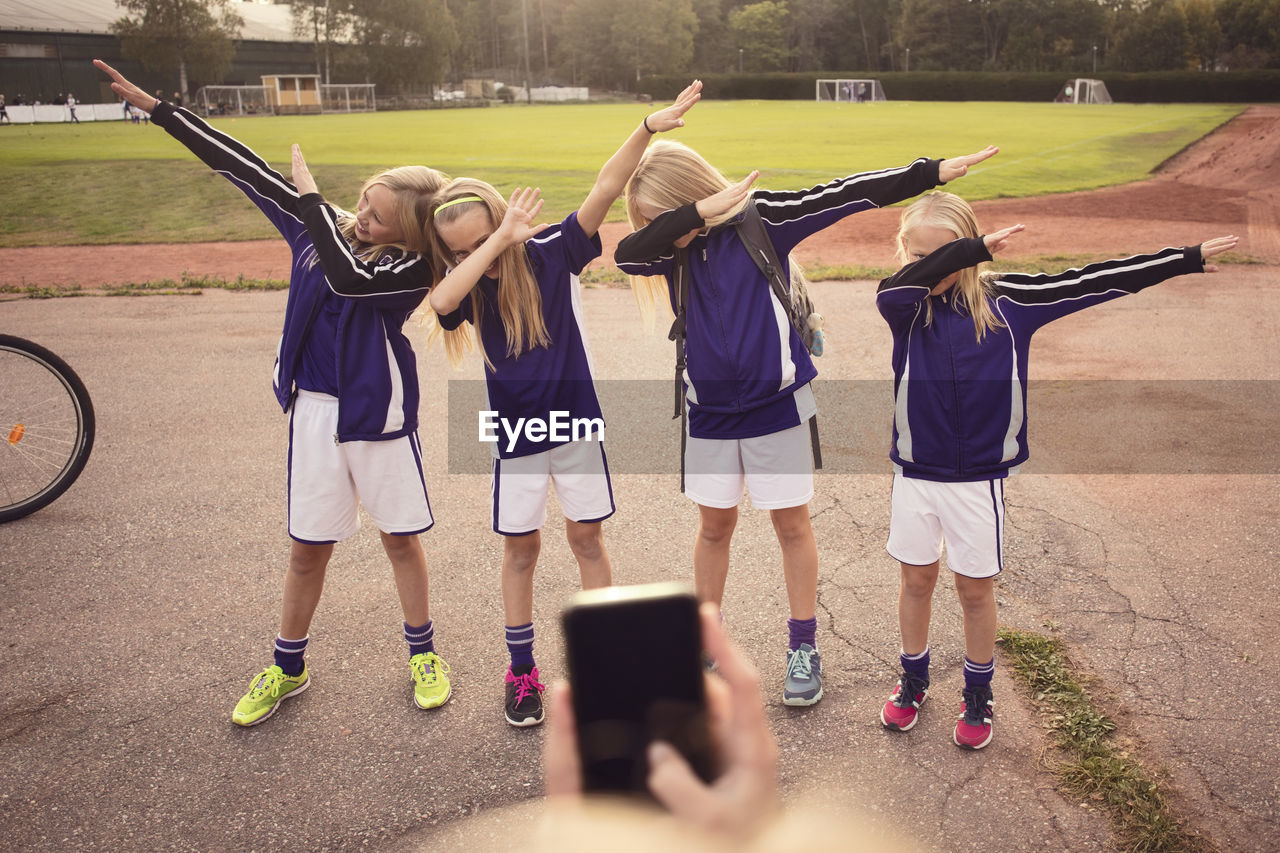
427, 81, 704, 727
97, 59, 454, 726
616, 139, 998, 706
877, 190, 1238, 749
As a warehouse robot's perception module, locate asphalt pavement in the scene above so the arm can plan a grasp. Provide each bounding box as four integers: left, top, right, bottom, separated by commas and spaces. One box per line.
1, 270, 1276, 851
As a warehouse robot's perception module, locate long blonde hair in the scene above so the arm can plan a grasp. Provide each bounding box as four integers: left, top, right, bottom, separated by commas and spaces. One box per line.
624, 140, 811, 326
895, 191, 1004, 343
426, 178, 551, 368
333, 166, 448, 261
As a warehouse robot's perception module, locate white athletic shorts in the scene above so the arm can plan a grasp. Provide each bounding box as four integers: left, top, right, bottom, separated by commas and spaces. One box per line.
684, 421, 816, 510
492, 439, 615, 536
886, 471, 1005, 579
288, 390, 434, 544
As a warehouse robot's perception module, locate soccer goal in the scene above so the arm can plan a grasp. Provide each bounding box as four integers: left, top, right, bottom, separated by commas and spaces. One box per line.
1054, 78, 1112, 104
195, 85, 271, 117
816, 79, 886, 103
321, 83, 376, 113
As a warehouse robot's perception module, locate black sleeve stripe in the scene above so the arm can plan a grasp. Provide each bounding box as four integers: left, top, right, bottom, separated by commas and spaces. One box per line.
170, 109, 300, 211
314, 205, 430, 297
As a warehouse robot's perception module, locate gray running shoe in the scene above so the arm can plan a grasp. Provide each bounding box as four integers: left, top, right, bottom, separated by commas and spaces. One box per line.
783, 643, 823, 706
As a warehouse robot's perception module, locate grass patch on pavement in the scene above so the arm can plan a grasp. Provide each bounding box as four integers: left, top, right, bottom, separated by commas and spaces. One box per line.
0, 274, 287, 299
998, 627, 1215, 853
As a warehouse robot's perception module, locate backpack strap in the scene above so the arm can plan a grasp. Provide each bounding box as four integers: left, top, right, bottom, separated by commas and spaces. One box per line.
733, 203, 823, 471
735, 203, 804, 337
667, 247, 691, 491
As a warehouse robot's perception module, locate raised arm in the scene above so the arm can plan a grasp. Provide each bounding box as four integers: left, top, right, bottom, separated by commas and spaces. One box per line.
94, 59, 305, 240
576, 81, 703, 238
287, 146, 433, 305
428, 187, 547, 315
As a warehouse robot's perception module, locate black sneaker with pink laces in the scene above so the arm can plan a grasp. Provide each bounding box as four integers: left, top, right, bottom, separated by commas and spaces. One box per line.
504, 664, 545, 727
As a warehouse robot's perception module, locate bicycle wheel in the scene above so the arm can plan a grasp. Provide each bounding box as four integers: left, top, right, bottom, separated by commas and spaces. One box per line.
0, 335, 96, 522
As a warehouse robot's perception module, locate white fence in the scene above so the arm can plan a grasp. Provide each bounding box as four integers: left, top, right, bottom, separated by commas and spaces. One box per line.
1, 102, 144, 123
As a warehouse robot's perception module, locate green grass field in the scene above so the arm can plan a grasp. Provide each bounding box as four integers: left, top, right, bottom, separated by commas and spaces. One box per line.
0, 100, 1243, 247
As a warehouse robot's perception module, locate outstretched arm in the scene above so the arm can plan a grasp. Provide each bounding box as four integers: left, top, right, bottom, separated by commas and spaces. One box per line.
94, 59, 305, 241
995, 234, 1239, 330
576, 81, 703, 238
613, 171, 760, 267
939, 146, 999, 183
428, 187, 547, 315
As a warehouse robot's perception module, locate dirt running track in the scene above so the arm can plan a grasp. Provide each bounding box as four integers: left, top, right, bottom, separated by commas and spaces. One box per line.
0, 106, 1277, 852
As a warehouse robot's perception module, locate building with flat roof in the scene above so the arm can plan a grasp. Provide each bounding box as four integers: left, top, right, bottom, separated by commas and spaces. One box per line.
0, 0, 316, 103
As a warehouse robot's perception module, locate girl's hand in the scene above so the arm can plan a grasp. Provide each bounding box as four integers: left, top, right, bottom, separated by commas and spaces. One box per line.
1199, 234, 1238, 272
291, 144, 318, 196
93, 59, 158, 113
644, 79, 703, 134
497, 187, 548, 246
939, 145, 999, 183
984, 223, 1024, 255
695, 171, 759, 222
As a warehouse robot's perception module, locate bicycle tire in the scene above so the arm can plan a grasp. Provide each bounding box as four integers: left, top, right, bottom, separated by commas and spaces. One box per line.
0, 334, 96, 522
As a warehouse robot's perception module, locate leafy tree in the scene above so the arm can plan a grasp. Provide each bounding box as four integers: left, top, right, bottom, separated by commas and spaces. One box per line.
111, 0, 243, 99
896, 0, 984, 71
1182, 0, 1222, 70
1110, 0, 1191, 71
729, 1, 792, 71
556, 0, 697, 90
346, 0, 456, 95
291, 0, 351, 83
1216, 0, 1280, 68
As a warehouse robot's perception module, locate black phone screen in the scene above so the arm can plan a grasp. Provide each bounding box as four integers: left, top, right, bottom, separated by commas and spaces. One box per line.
562, 587, 714, 795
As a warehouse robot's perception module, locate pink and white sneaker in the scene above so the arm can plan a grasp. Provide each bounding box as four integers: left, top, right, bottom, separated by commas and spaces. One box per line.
953, 686, 994, 750
881, 672, 929, 731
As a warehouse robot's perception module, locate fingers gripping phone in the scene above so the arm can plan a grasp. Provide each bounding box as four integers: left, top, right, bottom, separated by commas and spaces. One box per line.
562, 583, 716, 795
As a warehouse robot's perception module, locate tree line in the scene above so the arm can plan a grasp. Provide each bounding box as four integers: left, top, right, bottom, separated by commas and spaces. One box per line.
114, 0, 1280, 98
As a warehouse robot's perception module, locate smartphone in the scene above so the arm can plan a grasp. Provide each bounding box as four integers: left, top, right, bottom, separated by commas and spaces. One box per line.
561, 582, 715, 795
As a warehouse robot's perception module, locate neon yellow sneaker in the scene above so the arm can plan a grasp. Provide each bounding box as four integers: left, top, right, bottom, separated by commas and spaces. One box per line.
410, 652, 451, 709
231, 664, 309, 727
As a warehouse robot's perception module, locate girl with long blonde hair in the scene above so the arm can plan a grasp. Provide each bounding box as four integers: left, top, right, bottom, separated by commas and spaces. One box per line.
616, 139, 998, 707
97, 59, 455, 727
877, 189, 1237, 749
427, 81, 703, 727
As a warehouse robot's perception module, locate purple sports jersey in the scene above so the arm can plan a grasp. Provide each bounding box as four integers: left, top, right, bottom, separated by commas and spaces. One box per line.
440, 212, 604, 459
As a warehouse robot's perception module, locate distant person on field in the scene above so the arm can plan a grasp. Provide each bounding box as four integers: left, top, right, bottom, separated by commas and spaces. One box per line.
0, 95, 9, 125
615, 138, 997, 708
875, 190, 1237, 750
67, 93, 80, 123
426, 81, 703, 729
95, 58, 456, 727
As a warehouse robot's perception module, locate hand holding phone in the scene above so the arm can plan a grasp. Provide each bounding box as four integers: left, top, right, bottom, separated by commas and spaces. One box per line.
550, 589, 780, 838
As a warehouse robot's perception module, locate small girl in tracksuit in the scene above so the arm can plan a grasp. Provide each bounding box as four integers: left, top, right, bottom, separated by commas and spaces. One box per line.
876, 189, 1237, 749
427, 82, 703, 728
614, 141, 997, 706
96, 59, 453, 725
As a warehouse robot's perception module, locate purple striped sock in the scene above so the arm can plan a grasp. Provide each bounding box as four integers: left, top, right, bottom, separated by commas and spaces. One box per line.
274, 635, 308, 677
787, 616, 817, 651
405, 619, 434, 657
901, 647, 930, 680
506, 622, 535, 668
964, 657, 995, 692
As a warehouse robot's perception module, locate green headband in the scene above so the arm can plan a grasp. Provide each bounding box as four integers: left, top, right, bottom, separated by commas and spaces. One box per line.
434, 195, 484, 216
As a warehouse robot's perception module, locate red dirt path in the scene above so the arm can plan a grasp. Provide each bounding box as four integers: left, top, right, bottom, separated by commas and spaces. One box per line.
3, 106, 1277, 292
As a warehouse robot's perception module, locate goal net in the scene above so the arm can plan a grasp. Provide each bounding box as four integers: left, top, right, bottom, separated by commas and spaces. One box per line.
816, 79, 886, 103
194, 83, 377, 116
1054, 78, 1112, 104
195, 85, 271, 117
321, 83, 376, 113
